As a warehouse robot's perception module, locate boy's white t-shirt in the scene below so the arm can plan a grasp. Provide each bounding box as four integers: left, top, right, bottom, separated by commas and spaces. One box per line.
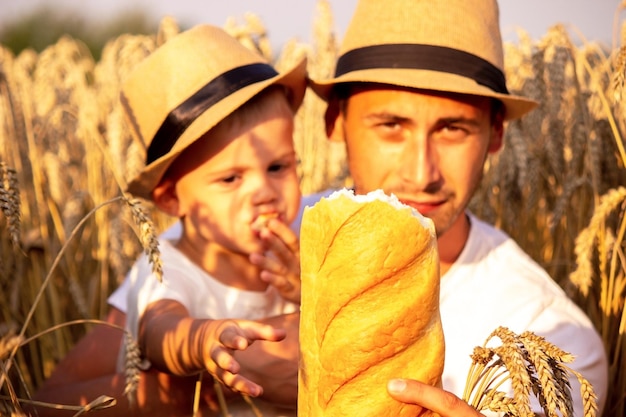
110, 192, 331, 417
121, 239, 301, 417
108, 190, 330, 313
124, 239, 299, 345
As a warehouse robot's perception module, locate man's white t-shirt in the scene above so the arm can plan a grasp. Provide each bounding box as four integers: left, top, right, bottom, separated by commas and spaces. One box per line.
109, 191, 608, 416
440, 213, 607, 415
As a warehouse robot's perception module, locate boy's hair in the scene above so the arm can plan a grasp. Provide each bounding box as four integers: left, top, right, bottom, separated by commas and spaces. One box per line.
160, 86, 294, 186
214, 85, 293, 138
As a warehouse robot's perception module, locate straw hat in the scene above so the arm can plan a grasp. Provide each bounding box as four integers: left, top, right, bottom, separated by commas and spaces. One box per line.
310, 0, 537, 120
121, 24, 307, 200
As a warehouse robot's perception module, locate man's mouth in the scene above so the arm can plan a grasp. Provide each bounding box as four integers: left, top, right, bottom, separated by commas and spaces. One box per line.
399, 199, 443, 215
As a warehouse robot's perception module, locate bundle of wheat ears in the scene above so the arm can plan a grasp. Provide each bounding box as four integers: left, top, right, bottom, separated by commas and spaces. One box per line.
463, 327, 597, 417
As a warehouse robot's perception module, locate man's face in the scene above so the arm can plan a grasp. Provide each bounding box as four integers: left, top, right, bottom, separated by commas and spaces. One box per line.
334, 86, 503, 238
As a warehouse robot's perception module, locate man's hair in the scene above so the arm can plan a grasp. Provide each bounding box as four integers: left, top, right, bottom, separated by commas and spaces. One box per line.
332, 82, 505, 123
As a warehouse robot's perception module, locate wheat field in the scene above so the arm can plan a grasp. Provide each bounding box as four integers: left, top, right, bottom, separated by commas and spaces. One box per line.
0, 1, 625, 415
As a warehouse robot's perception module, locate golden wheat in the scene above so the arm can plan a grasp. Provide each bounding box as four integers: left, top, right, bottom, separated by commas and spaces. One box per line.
0, 3, 624, 416
570, 186, 626, 295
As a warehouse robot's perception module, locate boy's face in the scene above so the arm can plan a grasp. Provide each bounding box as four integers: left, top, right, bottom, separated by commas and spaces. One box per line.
332, 86, 503, 238
157, 96, 300, 257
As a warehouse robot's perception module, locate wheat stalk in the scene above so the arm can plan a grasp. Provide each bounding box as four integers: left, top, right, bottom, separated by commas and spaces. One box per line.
0, 162, 21, 249
123, 196, 162, 283
122, 331, 140, 407
570, 186, 626, 296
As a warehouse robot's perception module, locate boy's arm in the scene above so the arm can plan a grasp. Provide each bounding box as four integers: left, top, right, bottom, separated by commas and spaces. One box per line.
31, 305, 300, 414
139, 299, 287, 396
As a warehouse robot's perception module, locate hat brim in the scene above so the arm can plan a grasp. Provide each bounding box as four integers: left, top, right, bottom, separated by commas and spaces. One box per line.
126, 56, 308, 200
309, 68, 537, 121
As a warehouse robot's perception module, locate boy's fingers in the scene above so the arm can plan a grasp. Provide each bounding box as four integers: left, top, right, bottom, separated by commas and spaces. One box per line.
260, 271, 295, 293
264, 222, 299, 253
250, 253, 292, 280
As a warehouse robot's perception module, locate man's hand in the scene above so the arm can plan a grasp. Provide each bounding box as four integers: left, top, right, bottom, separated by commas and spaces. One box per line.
199, 319, 286, 397
140, 300, 286, 398
387, 379, 486, 417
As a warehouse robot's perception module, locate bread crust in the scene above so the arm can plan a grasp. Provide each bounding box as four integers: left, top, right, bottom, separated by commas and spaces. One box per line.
298, 190, 444, 417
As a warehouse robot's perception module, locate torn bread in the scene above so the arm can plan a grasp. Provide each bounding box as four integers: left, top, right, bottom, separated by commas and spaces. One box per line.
251, 212, 279, 231
298, 188, 445, 417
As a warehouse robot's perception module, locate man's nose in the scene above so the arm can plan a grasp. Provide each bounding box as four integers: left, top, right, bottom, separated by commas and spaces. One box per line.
398, 135, 441, 189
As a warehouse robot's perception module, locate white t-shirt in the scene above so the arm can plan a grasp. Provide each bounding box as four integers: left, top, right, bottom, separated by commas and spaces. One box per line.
121, 239, 300, 417
110, 191, 607, 416
108, 190, 329, 312
110, 192, 330, 417
440, 213, 607, 416
124, 239, 299, 343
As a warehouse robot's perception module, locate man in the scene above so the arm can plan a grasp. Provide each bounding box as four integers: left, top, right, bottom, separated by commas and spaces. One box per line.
306, 0, 607, 415
33, 0, 608, 416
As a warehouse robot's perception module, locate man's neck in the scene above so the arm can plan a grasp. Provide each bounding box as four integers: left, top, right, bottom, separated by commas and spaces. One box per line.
437, 212, 471, 277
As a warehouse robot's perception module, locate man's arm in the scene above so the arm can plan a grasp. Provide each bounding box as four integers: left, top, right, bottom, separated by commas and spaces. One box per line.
33, 307, 124, 391
29, 308, 218, 416
138, 299, 288, 396
233, 312, 300, 407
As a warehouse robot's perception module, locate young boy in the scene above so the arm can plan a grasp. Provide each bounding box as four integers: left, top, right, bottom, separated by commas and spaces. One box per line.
119, 24, 306, 416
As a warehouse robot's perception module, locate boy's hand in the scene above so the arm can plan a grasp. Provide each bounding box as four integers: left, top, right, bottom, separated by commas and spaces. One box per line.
201, 319, 286, 397
250, 219, 301, 303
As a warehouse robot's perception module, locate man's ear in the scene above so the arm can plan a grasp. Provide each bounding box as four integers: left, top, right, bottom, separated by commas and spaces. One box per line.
151, 178, 180, 216
488, 112, 505, 153
324, 99, 345, 142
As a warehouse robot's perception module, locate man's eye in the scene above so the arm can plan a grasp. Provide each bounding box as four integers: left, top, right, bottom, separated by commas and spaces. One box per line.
379, 121, 401, 129
434, 124, 468, 142
442, 124, 462, 132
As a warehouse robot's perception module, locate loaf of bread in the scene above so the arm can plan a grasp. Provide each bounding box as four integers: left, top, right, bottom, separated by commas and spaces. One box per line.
298, 189, 445, 417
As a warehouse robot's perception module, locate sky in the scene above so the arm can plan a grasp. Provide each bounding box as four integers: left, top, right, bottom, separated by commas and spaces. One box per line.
0, 0, 622, 49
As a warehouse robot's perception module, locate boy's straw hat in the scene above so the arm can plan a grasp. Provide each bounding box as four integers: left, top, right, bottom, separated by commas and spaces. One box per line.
121, 24, 307, 200
310, 0, 537, 120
